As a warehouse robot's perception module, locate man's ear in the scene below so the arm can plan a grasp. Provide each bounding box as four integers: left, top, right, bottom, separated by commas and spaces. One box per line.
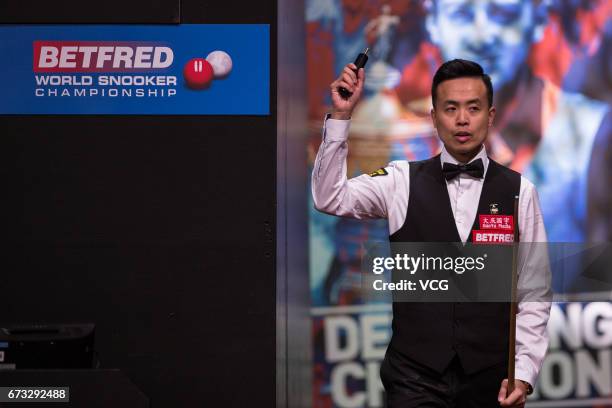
430, 108, 437, 129
488, 106, 496, 128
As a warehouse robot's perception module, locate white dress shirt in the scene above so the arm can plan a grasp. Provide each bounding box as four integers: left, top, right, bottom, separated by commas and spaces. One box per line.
312, 117, 552, 387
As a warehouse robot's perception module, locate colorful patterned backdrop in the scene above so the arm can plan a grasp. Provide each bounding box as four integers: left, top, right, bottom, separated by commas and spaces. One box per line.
306, 0, 611, 406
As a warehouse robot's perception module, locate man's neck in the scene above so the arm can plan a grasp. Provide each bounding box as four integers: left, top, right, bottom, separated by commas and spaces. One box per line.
445, 146, 483, 164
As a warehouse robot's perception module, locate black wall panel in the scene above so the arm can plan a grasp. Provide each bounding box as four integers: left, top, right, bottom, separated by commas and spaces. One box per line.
182, 0, 275, 23
0, 0, 276, 406
0, 0, 180, 23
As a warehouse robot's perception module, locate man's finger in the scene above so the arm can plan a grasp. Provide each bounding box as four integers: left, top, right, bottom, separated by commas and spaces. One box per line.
343, 66, 357, 84
498, 379, 508, 402
342, 72, 356, 86
356, 68, 365, 89
336, 80, 354, 93
500, 388, 524, 407
331, 78, 353, 91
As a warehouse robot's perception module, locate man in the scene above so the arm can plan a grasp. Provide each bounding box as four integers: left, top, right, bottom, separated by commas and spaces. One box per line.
312, 59, 551, 407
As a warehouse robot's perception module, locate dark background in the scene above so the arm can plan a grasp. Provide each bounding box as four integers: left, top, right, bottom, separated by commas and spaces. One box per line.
0, 0, 276, 406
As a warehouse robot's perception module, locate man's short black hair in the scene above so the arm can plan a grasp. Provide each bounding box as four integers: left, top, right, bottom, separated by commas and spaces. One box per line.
431, 59, 493, 108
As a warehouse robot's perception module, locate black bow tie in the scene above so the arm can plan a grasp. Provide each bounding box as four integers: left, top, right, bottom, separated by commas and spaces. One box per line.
442, 158, 484, 180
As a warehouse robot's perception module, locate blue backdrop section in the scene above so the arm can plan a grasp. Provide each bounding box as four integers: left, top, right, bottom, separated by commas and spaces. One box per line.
0, 24, 269, 115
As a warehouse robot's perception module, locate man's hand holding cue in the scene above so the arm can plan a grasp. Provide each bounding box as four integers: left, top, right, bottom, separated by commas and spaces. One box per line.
499, 378, 529, 407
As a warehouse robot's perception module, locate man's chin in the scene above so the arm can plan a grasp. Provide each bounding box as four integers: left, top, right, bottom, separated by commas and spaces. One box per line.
449, 143, 476, 152
446, 144, 482, 160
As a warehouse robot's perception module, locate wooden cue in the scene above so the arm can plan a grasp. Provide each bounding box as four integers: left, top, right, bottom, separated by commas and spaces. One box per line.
507, 195, 520, 395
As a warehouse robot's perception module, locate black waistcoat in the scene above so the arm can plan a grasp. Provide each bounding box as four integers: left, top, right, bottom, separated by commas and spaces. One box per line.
388, 154, 521, 374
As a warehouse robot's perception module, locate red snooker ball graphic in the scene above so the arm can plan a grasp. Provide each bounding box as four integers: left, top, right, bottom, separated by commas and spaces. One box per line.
183, 58, 214, 89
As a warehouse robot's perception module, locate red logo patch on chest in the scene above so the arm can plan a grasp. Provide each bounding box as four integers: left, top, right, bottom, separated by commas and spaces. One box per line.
479, 215, 514, 231
472, 230, 514, 244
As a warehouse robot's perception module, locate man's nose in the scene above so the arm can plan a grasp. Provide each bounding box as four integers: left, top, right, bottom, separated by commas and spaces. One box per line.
456, 109, 469, 126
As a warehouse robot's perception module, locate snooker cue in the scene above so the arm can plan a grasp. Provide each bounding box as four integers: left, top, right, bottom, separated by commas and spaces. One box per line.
507, 195, 520, 395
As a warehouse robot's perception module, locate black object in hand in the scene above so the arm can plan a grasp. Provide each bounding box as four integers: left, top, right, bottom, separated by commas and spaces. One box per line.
338, 48, 369, 99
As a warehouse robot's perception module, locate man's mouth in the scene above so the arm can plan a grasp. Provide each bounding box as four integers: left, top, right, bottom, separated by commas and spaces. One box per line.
454, 132, 472, 143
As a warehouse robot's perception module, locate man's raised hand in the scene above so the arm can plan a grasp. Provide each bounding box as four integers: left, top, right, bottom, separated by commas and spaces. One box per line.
330, 63, 365, 120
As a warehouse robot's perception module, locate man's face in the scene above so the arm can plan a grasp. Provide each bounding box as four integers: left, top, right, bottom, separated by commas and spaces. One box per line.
431, 77, 495, 162
427, 0, 539, 89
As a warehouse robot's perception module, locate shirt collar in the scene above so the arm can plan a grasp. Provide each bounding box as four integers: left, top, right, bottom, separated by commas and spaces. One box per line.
440, 144, 489, 175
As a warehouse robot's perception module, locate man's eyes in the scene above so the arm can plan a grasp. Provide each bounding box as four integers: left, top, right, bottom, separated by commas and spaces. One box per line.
444, 106, 480, 112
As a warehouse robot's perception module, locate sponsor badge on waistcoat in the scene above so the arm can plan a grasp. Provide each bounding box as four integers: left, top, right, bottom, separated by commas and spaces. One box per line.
479, 214, 514, 231
472, 211, 515, 244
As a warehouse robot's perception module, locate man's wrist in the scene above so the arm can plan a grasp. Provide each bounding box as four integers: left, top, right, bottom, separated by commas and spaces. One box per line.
519, 380, 533, 395
330, 110, 351, 120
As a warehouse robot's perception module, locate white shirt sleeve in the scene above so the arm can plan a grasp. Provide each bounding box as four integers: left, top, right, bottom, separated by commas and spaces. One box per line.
515, 178, 553, 387
311, 117, 399, 220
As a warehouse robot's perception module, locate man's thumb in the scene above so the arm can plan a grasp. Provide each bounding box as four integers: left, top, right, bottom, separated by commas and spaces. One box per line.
498, 379, 508, 402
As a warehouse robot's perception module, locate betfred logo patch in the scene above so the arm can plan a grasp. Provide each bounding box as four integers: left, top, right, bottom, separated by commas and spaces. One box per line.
480, 215, 514, 231
472, 230, 514, 244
